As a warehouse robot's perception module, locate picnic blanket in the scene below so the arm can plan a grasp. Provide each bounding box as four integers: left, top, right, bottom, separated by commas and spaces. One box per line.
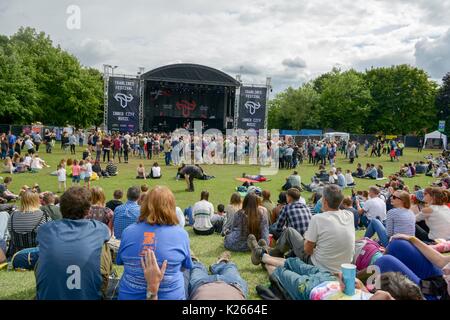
235, 177, 271, 183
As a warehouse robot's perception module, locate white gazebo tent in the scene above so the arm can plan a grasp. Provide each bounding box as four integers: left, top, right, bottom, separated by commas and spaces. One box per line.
323, 132, 350, 142
423, 130, 447, 150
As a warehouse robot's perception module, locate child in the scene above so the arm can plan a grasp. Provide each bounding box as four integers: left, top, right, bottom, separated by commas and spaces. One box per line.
136, 163, 146, 179
57, 164, 67, 193
79, 160, 86, 185
211, 204, 226, 234
84, 158, 93, 188
82, 148, 91, 160
389, 148, 396, 162
72, 159, 81, 185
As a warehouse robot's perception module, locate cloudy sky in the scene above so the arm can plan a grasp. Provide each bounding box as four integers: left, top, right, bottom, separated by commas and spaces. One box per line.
1, 0, 449, 93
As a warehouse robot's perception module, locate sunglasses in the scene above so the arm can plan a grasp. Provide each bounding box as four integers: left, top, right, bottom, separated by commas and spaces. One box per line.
392, 195, 400, 200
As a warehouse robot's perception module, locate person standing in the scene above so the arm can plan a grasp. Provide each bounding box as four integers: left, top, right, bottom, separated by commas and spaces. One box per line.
112, 135, 121, 163
57, 164, 67, 193
69, 134, 77, 155
44, 130, 52, 154
33, 131, 42, 152
102, 135, 111, 163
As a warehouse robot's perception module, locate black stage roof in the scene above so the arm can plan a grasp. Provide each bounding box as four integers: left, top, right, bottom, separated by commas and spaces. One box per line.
141, 63, 241, 87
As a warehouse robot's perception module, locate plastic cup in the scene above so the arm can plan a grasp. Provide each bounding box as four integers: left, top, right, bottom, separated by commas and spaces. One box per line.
341, 263, 357, 296
268, 234, 273, 246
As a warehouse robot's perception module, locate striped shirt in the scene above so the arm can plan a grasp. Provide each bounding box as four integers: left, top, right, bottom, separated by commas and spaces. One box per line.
385, 208, 416, 238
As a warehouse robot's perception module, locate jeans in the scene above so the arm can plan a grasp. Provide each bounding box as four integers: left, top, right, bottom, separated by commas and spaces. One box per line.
187, 261, 248, 299
270, 227, 310, 263
272, 258, 335, 300
375, 240, 443, 286
103, 149, 110, 162
184, 207, 194, 226
165, 152, 171, 165
113, 149, 121, 162
364, 219, 389, 247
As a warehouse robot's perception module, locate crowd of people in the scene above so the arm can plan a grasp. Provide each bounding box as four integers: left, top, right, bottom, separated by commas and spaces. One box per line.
1, 129, 449, 301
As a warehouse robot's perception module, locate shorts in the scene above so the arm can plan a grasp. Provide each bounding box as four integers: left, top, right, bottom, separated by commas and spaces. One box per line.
72, 175, 80, 183
84, 176, 91, 182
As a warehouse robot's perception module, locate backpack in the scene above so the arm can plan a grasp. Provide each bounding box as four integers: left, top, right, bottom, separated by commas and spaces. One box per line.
11, 247, 40, 270
353, 237, 382, 271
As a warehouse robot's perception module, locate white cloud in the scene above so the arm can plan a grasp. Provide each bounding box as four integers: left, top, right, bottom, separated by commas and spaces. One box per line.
0, 0, 449, 92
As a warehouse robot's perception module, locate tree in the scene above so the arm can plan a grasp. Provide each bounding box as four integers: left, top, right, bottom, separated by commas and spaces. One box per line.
365, 65, 438, 135
319, 69, 373, 133
0, 27, 103, 127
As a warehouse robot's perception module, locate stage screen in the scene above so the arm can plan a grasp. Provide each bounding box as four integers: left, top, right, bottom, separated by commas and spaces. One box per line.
145, 81, 225, 120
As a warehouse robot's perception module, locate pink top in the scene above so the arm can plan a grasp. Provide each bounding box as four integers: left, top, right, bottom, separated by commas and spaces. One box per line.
72, 165, 81, 176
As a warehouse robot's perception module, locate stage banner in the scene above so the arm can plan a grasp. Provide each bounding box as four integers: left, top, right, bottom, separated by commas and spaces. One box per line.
237, 86, 267, 130
107, 77, 140, 132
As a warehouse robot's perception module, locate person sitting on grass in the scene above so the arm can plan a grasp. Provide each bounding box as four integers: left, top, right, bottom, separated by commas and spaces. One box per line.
30, 154, 49, 173
35, 186, 112, 300
364, 190, 415, 247
87, 187, 114, 234
256, 185, 354, 274
117, 186, 192, 300
374, 236, 449, 300
106, 160, 118, 177
345, 169, 356, 187
412, 187, 450, 243
192, 191, 215, 235
211, 204, 226, 234
248, 251, 423, 300
282, 171, 301, 191
113, 186, 141, 240
0, 177, 19, 202
269, 188, 311, 240
224, 193, 269, 252
106, 190, 123, 212
222, 193, 243, 236
314, 165, 329, 182
40, 192, 62, 221
136, 163, 146, 179
352, 163, 364, 178
149, 162, 162, 179
8, 190, 51, 256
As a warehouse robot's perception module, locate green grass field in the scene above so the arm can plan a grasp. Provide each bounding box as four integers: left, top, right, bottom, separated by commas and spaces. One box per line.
0, 146, 440, 300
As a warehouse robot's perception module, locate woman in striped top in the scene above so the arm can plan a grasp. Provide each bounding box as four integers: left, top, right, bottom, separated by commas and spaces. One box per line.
8, 190, 51, 255
364, 190, 415, 247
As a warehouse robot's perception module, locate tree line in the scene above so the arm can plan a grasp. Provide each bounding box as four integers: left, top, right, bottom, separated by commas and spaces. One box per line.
268, 65, 450, 136
0, 27, 103, 128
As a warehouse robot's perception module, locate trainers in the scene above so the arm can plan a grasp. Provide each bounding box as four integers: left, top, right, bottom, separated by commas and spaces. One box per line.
248, 234, 264, 265
217, 251, 231, 264
258, 239, 270, 253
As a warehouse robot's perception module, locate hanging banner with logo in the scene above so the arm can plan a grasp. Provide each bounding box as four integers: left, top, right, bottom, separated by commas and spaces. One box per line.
107, 77, 140, 132
237, 86, 267, 130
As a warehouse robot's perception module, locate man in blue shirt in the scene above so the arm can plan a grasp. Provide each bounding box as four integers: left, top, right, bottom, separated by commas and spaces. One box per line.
113, 186, 141, 239
35, 186, 112, 300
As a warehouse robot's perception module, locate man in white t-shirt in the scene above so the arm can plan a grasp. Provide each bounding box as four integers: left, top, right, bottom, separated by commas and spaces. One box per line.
192, 191, 215, 235
356, 186, 386, 227
250, 185, 355, 274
